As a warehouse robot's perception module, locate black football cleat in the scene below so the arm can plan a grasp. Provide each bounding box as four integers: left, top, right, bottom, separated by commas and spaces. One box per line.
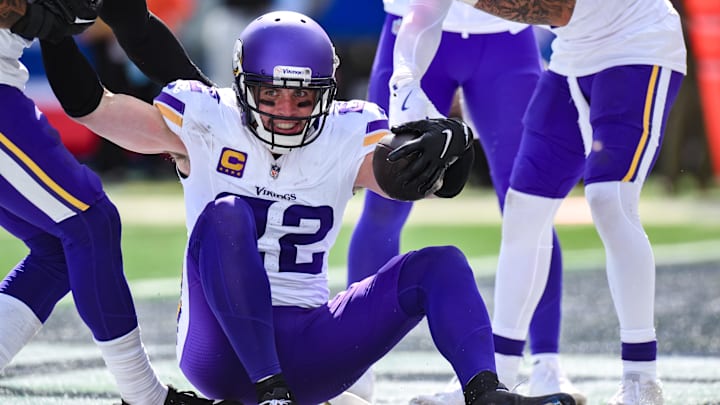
256, 373, 295, 405
465, 370, 575, 405
258, 386, 294, 405
472, 389, 576, 405
120, 385, 244, 405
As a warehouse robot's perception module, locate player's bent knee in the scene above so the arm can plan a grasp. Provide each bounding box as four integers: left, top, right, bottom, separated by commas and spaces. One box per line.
407, 245, 469, 275
585, 182, 631, 224
200, 194, 255, 230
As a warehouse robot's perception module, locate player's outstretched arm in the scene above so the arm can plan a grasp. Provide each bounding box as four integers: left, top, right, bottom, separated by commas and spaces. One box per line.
463, 0, 575, 26
99, 0, 213, 86
40, 36, 187, 157
355, 153, 389, 198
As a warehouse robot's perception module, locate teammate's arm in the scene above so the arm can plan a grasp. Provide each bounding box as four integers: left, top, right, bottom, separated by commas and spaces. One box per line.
387, 0, 450, 126
461, 0, 575, 26
395, 0, 451, 83
99, 0, 213, 86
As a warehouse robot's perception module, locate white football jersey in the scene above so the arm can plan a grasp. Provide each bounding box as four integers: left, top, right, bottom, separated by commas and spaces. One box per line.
154, 80, 390, 308
384, 0, 528, 35
549, 0, 686, 76
0, 29, 32, 89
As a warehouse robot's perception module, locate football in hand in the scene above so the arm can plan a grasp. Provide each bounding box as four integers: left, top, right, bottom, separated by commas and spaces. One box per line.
372, 131, 426, 201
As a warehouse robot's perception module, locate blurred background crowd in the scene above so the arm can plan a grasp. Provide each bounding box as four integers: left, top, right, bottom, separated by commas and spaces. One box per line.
19, 0, 718, 194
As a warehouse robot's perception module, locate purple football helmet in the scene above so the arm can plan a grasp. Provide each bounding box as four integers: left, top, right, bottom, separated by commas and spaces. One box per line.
233, 11, 339, 154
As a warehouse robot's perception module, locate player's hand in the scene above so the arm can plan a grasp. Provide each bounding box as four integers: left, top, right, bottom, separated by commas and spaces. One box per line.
388, 79, 443, 128
388, 118, 473, 196
11, 0, 102, 43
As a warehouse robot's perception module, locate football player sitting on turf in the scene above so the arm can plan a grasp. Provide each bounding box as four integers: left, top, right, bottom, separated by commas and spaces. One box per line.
40, 10, 576, 405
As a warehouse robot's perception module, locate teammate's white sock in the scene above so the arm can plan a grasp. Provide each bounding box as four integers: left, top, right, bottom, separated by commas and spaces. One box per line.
530, 352, 559, 367
622, 360, 658, 383
94, 327, 167, 405
0, 293, 42, 372
495, 353, 523, 390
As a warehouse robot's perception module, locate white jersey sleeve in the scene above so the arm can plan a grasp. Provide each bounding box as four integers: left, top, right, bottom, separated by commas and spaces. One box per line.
154, 79, 223, 149
0, 30, 33, 89
153, 79, 240, 232
325, 100, 391, 191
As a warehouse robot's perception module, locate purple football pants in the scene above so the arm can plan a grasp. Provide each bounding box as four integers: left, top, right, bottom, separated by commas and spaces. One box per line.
512, 66, 684, 194
349, 14, 564, 356
0, 84, 137, 341
177, 195, 496, 405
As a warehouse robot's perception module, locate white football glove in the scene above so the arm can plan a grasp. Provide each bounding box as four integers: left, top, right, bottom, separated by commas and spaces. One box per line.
388, 79, 444, 128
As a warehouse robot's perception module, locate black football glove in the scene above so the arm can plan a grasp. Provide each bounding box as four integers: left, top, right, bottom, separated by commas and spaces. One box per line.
11, 0, 102, 43
434, 145, 474, 198
387, 118, 474, 197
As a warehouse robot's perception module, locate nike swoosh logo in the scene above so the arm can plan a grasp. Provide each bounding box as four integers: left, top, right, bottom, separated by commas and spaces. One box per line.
440, 129, 452, 159
74, 17, 96, 24
401, 90, 413, 111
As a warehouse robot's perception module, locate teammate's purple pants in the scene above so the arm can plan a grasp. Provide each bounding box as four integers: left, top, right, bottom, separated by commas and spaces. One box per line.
349, 14, 563, 356
512, 66, 684, 194
0, 84, 137, 341
178, 195, 496, 405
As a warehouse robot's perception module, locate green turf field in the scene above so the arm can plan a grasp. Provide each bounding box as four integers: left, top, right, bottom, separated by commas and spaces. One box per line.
2, 180, 720, 281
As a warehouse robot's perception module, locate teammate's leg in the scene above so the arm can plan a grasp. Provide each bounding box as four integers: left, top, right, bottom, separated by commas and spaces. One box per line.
491, 70, 586, 387
459, 30, 575, 398
463, 29, 566, 359
0, 208, 68, 370
579, 65, 683, 403
0, 86, 167, 404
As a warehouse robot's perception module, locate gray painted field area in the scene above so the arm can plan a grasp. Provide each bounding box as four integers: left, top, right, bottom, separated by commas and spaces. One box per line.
1, 261, 719, 405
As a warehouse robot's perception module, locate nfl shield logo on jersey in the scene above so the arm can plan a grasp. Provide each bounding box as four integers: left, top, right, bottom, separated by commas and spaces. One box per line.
270, 164, 281, 179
